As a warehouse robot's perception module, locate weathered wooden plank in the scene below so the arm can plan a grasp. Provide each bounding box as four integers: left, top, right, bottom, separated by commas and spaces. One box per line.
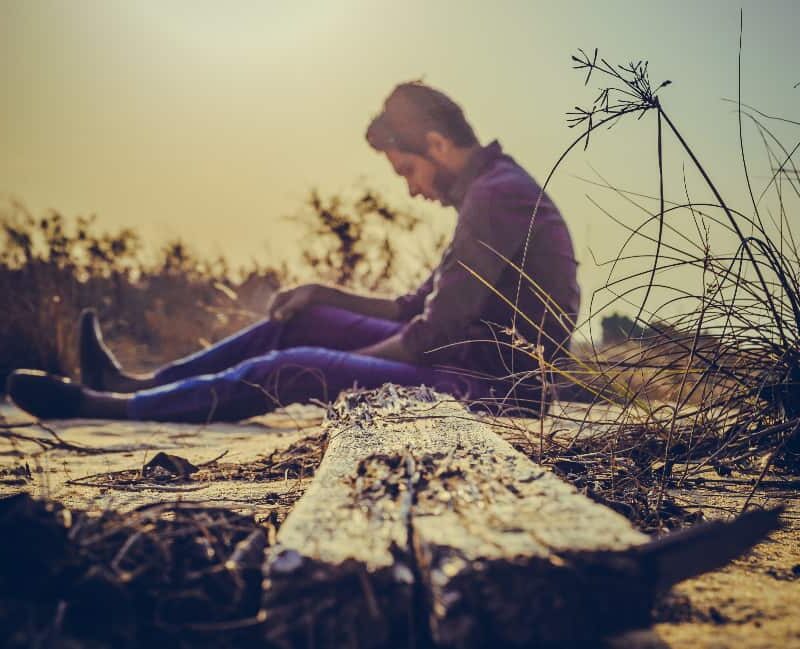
347, 389, 654, 647
261, 385, 655, 648
261, 386, 781, 648
403, 405, 652, 647
260, 387, 419, 649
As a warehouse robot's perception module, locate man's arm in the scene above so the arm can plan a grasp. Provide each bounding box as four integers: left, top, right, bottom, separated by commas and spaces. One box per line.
317, 285, 402, 320
268, 284, 418, 362
267, 283, 401, 321
398, 187, 546, 360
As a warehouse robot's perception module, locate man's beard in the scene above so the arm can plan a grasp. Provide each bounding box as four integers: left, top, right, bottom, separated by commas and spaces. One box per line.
431, 164, 457, 206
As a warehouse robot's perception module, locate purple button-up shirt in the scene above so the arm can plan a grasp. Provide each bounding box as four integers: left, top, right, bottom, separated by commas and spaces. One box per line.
396, 141, 580, 378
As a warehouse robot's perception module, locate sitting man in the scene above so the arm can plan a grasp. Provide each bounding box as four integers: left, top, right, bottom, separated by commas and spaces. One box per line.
7, 81, 580, 422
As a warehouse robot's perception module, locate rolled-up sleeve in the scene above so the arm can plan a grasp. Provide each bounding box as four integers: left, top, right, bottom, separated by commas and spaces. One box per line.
400, 187, 541, 360
394, 271, 436, 322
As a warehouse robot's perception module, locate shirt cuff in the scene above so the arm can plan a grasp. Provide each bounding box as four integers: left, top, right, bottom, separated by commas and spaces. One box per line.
395, 294, 422, 322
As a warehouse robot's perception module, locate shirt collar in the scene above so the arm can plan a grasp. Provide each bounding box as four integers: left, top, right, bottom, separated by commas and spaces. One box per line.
445, 140, 504, 208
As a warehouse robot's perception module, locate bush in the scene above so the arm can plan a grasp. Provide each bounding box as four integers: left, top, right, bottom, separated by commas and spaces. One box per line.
0, 188, 444, 386
0, 202, 281, 383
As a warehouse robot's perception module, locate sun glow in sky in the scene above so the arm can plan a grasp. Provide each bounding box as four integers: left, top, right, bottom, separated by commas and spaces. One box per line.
1, 0, 798, 320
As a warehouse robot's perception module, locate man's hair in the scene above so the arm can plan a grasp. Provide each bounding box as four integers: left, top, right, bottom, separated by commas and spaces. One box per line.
366, 81, 478, 155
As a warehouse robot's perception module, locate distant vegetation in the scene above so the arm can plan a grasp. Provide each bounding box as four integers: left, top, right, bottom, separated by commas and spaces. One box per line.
600, 312, 648, 344
0, 191, 441, 384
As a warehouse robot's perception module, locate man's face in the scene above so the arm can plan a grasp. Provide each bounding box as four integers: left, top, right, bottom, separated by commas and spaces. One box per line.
385, 148, 449, 204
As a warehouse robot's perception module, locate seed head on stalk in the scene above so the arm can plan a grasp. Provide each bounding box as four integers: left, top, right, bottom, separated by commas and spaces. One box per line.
560, 42, 800, 485
567, 48, 671, 150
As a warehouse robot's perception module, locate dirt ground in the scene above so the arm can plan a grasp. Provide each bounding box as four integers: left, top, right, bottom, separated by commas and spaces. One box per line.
1, 400, 798, 648
0, 402, 321, 516
645, 486, 799, 648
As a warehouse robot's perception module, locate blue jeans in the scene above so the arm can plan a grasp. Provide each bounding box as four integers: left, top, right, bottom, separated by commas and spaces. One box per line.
128, 306, 492, 422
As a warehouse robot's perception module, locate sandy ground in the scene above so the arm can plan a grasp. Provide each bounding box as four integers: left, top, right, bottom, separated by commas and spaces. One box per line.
1, 400, 798, 648
0, 402, 321, 515
645, 484, 800, 649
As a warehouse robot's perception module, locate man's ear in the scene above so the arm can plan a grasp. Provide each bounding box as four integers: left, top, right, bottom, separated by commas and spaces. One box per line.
424, 131, 451, 162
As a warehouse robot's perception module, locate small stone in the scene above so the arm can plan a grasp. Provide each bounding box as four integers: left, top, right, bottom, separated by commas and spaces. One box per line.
708, 606, 727, 624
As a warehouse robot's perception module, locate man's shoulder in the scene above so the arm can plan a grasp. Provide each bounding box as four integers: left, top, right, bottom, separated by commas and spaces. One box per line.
467, 154, 542, 205
462, 155, 562, 224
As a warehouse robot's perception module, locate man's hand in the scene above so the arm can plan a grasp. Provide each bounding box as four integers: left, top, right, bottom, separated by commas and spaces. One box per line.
357, 332, 417, 364
267, 283, 325, 321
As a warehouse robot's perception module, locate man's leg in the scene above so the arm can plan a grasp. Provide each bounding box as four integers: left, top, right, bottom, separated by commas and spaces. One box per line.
128, 347, 488, 423
154, 305, 404, 383
83, 305, 403, 391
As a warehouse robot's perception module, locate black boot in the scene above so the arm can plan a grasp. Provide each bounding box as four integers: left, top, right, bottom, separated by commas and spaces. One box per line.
6, 370, 83, 419
6, 369, 131, 420
79, 308, 123, 391
79, 309, 157, 392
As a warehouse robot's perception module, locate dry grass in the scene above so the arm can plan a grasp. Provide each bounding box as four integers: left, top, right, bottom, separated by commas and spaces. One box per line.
0, 202, 283, 383
0, 189, 435, 385
483, 40, 800, 537
498, 43, 800, 492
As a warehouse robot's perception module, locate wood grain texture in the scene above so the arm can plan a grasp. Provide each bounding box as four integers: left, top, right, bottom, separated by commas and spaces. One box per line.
261, 387, 419, 649
262, 386, 653, 648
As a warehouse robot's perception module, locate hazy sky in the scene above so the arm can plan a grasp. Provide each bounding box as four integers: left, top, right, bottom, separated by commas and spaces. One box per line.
1, 1, 798, 320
